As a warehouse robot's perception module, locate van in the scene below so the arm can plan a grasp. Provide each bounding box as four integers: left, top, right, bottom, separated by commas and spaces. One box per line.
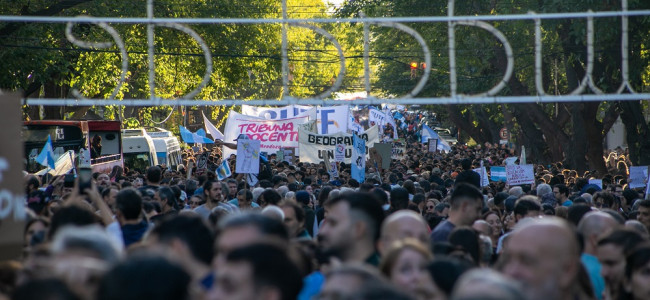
122, 129, 158, 172
147, 128, 182, 170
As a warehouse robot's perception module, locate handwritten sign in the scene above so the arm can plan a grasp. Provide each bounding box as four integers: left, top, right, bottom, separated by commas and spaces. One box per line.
506, 164, 535, 186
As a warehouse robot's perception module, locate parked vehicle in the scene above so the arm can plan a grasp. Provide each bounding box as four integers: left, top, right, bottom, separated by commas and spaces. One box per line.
122, 129, 158, 172
23, 120, 123, 174
147, 128, 182, 170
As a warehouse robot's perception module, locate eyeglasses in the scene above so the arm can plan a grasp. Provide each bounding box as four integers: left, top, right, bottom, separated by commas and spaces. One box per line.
427, 206, 435, 209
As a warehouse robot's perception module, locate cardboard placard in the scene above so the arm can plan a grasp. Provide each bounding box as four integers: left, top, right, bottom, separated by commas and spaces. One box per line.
629, 166, 649, 189
506, 164, 535, 186
0, 92, 26, 260
236, 140, 260, 174
373, 143, 392, 170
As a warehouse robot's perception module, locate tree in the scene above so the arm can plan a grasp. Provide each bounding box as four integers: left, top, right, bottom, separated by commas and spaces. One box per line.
336, 0, 650, 172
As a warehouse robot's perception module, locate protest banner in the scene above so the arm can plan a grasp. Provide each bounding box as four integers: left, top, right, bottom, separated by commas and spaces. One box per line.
242, 105, 349, 134
506, 164, 535, 185
368, 108, 398, 139
588, 179, 603, 189
490, 166, 507, 182
351, 134, 366, 183
223, 110, 314, 158
629, 166, 649, 189
298, 126, 379, 164
236, 140, 260, 174
0, 93, 26, 260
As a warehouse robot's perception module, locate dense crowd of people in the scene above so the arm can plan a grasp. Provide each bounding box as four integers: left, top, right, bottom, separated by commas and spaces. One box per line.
5, 109, 650, 300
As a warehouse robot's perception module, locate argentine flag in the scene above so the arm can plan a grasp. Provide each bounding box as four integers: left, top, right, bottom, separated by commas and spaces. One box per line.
179, 125, 214, 144
216, 159, 232, 181
421, 124, 452, 152
36, 135, 56, 169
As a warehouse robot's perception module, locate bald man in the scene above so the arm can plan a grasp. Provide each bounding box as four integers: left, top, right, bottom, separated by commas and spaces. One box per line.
500, 218, 587, 300
472, 220, 492, 237
378, 210, 429, 255
577, 212, 620, 300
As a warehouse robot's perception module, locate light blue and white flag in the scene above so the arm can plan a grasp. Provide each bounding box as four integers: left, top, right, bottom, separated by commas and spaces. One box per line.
490, 166, 507, 182
216, 158, 232, 181
179, 126, 214, 144
36, 135, 56, 169
421, 124, 452, 152
351, 134, 366, 183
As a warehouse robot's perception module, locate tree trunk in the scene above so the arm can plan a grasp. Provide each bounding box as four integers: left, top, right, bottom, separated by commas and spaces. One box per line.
620, 101, 650, 166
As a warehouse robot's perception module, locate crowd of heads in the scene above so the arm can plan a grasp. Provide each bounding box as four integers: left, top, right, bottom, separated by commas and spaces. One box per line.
5, 110, 650, 300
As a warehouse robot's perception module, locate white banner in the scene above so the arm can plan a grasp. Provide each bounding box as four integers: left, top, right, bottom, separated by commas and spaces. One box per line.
298, 126, 379, 164
368, 108, 398, 139
241, 105, 349, 134
223, 109, 315, 157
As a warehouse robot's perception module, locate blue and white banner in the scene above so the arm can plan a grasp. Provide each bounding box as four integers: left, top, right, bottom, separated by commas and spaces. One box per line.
421, 124, 451, 152
351, 134, 366, 183
241, 105, 349, 134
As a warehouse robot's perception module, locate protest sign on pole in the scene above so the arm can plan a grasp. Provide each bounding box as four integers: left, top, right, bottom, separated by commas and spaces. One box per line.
223, 110, 314, 158
351, 134, 366, 183
391, 139, 406, 159
428, 139, 438, 153
334, 144, 345, 162
629, 166, 649, 189
506, 164, 535, 185
236, 140, 261, 174
0, 93, 26, 260
298, 126, 379, 164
